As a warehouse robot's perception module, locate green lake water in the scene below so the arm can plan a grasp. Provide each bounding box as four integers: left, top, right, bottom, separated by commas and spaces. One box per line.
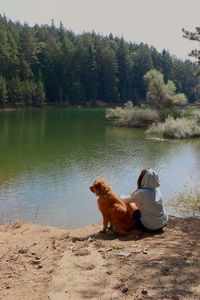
0, 108, 200, 228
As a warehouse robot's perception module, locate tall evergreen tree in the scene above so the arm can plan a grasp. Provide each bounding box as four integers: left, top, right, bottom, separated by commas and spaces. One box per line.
0, 16, 10, 75
0, 76, 8, 107
98, 47, 119, 102
34, 81, 46, 106
161, 50, 173, 82
116, 38, 132, 101
7, 77, 23, 106
131, 44, 153, 102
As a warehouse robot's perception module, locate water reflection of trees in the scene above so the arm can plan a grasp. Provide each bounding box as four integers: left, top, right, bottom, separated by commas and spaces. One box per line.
0, 110, 47, 186
1, 109, 200, 183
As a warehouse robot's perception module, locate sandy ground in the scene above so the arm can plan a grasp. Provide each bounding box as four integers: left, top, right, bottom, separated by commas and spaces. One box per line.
0, 216, 200, 300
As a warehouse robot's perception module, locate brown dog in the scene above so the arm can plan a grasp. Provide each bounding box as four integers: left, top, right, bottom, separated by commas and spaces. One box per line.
90, 178, 138, 234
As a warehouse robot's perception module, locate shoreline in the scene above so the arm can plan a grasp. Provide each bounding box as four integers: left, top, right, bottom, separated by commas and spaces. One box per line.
1, 216, 200, 299
0, 102, 110, 112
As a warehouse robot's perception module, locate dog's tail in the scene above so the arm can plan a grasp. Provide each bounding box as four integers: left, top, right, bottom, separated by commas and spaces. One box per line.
126, 203, 138, 216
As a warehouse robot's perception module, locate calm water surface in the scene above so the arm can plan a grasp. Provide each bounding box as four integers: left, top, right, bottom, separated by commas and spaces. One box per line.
0, 109, 200, 228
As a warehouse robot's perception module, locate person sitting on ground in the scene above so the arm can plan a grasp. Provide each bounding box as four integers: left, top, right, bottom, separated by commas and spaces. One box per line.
120, 168, 168, 232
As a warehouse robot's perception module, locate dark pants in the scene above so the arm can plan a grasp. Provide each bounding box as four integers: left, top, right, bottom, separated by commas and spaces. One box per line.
132, 210, 164, 233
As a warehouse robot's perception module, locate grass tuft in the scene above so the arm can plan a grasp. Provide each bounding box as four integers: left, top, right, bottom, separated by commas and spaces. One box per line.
167, 180, 200, 217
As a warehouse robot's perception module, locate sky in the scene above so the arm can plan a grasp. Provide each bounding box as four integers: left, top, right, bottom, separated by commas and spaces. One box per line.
0, 0, 199, 61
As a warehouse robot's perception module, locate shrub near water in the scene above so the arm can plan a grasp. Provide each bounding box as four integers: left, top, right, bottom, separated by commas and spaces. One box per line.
146, 116, 200, 138
167, 180, 200, 217
180, 108, 200, 122
191, 109, 200, 124
106, 101, 159, 128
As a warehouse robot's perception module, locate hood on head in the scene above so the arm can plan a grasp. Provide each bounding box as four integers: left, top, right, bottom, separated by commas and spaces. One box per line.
141, 169, 160, 189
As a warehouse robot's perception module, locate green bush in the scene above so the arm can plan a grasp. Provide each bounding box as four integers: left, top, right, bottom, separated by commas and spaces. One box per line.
146, 116, 200, 138
106, 101, 159, 128
179, 108, 200, 123
159, 107, 183, 122
167, 181, 200, 217
180, 107, 193, 118
192, 109, 200, 124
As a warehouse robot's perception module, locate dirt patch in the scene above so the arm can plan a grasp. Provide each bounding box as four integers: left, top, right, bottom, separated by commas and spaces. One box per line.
0, 216, 200, 300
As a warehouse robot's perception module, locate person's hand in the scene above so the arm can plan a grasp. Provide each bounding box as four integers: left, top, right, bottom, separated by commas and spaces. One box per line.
119, 194, 127, 201
130, 189, 138, 196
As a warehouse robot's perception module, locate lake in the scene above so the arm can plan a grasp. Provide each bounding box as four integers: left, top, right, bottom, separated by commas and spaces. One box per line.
0, 108, 200, 228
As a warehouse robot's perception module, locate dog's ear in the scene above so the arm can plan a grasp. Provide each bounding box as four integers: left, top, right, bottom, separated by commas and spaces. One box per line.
96, 181, 109, 195
95, 182, 102, 193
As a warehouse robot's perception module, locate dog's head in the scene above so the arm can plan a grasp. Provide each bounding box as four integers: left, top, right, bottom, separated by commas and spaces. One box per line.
90, 178, 110, 196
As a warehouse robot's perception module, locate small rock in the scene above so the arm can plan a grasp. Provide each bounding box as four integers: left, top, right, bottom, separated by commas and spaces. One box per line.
48, 267, 54, 273
31, 259, 41, 265
106, 270, 112, 275
74, 249, 90, 256
18, 247, 28, 254
68, 245, 75, 250
72, 237, 86, 242
98, 248, 105, 252
162, 267, 170, 275
105, 248, 112, 252
35, 256, 41, 260
141, 288, 148, 295
37, 264, 43, 269
164, 267, 169, 272
117, 251, 132, 257
133, 250, 142, 253
9, 254, 18, 261
122, 284, 129, 293
113, 245, 124, 249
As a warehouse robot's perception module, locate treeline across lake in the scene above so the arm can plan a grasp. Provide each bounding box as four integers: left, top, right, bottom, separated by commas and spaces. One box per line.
0, 14, 199, 107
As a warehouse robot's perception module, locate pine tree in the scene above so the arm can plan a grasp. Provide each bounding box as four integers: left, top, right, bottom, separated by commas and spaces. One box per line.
34, 81, 46, 106
161, 50, 173, 83
7, 77, 23, 106
85, 45, 97, 102
0, 76, 8, 107
116, 38, 132, 101
99, 47, 119, 102
0, 16, 10, 75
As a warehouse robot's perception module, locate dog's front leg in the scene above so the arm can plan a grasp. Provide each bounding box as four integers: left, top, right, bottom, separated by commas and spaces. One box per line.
108, 224, 113, 231
100, 217, 109, 233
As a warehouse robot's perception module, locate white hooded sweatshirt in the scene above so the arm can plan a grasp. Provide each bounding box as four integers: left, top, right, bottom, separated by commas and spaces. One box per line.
120, 169, 168, 230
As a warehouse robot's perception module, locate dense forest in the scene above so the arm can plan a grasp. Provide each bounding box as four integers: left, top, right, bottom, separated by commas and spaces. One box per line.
0, 14, 198, 107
